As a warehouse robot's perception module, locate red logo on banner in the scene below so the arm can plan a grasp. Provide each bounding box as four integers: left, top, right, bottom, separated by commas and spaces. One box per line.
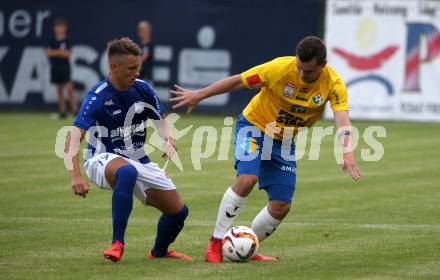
246, 74, 262, 88
332, 46, 399, 71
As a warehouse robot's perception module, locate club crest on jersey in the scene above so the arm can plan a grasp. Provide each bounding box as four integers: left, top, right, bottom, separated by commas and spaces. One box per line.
312, 94, 324, 105
283, 82, 296, 97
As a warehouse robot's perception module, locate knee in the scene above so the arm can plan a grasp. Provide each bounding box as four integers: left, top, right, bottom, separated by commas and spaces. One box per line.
115, 164, 138, 187
233, 175, 258, 197
268, 202, 291, 220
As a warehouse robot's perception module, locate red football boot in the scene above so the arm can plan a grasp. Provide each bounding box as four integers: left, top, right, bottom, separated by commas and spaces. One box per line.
103, 240, 125, 262
205, 236, 223, 263
252, 253, 277, 261
148, 250, 192, 261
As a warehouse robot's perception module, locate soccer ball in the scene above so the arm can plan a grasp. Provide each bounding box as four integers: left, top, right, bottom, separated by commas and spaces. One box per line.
222, 226, 259, 262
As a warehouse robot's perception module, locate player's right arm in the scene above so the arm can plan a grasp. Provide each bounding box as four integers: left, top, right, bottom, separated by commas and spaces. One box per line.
66, 91, 103, 197
65, 127, 90, 198
170, 74, 244, 115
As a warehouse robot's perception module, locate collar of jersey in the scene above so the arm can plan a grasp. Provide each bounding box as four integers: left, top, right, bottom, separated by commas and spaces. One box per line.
106, 78, 131, 94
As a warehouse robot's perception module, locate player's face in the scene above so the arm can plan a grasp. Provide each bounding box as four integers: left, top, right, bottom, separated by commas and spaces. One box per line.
112, 54, 141, 89
296, 58, 325, 83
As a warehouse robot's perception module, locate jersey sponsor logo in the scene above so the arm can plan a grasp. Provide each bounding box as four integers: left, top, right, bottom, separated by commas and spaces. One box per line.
299, 87, 309, 93
295, 96, 309, 101
283, 82, 296, 97
112, 109, 121, 115
246, 74, 262, 88
113, 141, 146, 158
290, 104, 309, 114
276, 109, 307, 126
104, 99, 114, 106
312, 94, 324, 105
110, 123, 146, 138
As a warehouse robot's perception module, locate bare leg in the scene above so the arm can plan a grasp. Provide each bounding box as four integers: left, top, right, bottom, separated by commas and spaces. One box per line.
145, 188, 184, 214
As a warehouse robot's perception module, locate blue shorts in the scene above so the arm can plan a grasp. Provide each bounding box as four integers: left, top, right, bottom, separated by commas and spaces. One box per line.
234, 114, 296, 203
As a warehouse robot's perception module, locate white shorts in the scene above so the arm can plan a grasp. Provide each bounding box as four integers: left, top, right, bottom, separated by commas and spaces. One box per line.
84, 153, 176, 205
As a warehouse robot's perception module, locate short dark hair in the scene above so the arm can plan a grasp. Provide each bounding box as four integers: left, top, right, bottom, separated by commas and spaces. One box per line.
54, 17, 67, 27
107, 37, 142, 58
296, 36, 327, 65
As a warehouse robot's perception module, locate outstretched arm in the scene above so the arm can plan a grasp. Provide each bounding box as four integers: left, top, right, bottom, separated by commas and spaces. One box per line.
65, 126, 91, 197
170, 74, 244, 114
334, 110, 362, 181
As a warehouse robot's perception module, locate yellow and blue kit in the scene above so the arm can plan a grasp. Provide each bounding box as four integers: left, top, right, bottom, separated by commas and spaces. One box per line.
234, 56, 349, 202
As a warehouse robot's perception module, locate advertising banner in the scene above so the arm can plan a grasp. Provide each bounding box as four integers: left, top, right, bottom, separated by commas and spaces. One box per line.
0, 0, 322, 112
325, 0, 440, 122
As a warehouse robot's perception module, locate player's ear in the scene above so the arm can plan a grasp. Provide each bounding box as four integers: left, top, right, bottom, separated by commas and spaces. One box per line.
322, 59, 327, 67
108, 57, 118, 70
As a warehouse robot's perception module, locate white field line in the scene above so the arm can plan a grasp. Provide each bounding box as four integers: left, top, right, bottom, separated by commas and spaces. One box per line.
1, 216, 440, 231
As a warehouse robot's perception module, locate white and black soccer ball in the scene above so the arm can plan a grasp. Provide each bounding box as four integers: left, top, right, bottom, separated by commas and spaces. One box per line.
222, 226, 259, 262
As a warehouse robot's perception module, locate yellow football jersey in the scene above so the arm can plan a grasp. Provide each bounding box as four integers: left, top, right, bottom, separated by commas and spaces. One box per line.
240, 56, 349, 138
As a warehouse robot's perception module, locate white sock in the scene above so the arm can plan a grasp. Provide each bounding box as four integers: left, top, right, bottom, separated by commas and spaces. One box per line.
212, 187, 246, 239
251, 205, 281, 243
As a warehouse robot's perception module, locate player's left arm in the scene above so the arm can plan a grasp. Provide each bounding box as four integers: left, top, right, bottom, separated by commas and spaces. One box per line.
141, 81, 177, 159
153, 118, 177, 160
334, 110, 362, 181
330, 78, 361, 181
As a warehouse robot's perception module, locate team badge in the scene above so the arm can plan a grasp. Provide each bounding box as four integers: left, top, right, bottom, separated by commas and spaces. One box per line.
239, 137, 260, 154
283, 82, 296, 97
312, 94, 324, 105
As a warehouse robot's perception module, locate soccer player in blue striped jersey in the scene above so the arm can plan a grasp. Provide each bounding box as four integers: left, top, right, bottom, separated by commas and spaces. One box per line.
65, 38, 190, 262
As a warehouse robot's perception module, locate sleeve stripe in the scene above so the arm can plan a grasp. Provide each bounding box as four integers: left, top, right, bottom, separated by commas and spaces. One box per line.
94, 82, 108, 93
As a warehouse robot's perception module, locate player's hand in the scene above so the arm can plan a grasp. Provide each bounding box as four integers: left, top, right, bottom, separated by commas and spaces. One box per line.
342, 152, 362, 181
71, 175, 90, 198
162, 136, 177, 160
169, 85, 201, 115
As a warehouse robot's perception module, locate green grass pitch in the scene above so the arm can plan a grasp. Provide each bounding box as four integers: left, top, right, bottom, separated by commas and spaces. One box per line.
0, 112, 439, 279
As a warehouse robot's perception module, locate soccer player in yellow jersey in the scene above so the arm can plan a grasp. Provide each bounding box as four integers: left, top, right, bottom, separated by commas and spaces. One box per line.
171, 36, 362, 262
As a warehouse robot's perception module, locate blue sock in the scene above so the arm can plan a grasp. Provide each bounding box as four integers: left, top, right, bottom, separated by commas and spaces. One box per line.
151, 204, 189, 257
111, 164, 137, 244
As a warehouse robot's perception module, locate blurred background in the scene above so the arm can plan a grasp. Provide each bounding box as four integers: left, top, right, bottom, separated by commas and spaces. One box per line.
2, 0, 438, 121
